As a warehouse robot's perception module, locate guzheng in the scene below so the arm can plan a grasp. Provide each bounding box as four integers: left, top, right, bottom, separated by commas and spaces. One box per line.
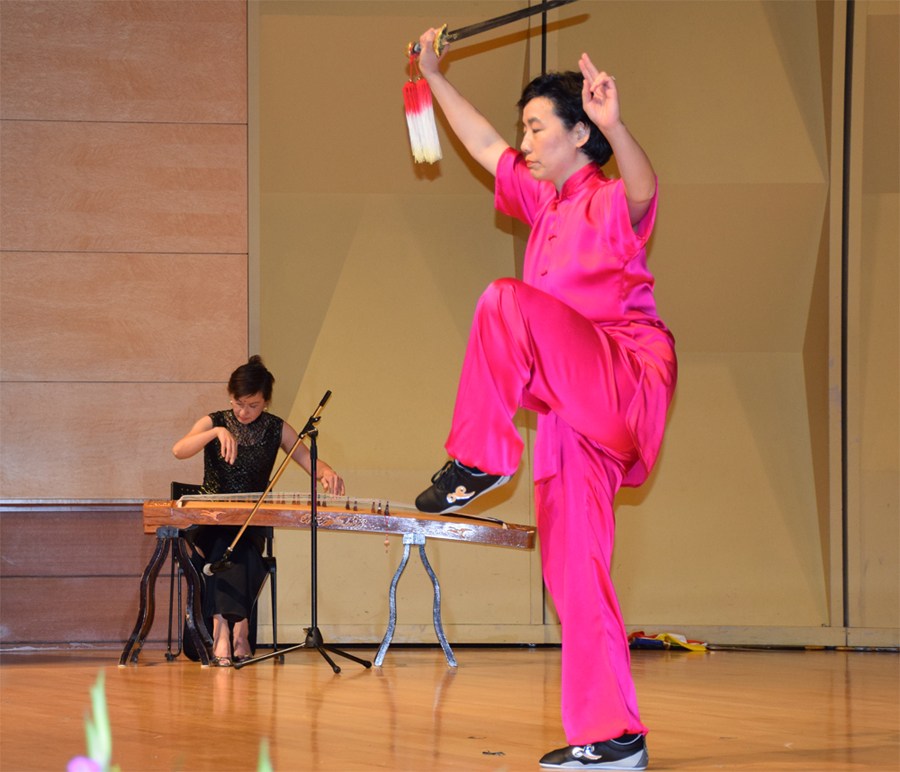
143, 493, 535, 550
121, 493, 535, 668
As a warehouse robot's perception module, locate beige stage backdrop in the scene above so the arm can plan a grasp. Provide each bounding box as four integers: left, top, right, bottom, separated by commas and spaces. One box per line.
1, 1, 897, 650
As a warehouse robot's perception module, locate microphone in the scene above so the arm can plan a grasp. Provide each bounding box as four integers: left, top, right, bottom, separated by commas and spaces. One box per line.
299, 390, 331, 436
203, 549, 234, 576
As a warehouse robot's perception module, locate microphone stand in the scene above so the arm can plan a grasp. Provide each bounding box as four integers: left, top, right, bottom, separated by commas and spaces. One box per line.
236, 393, 371, 673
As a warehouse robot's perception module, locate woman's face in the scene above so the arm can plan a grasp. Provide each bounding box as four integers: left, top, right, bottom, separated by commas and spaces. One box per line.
229, 391, 266, 424
519, 97, 587, 190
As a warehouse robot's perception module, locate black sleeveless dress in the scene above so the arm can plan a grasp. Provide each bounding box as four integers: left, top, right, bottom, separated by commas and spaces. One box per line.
194, 410, 284, 623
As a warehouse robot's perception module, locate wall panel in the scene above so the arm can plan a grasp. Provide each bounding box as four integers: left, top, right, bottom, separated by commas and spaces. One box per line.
0, 382, 226, 498
0, 0, 246, 123
0, 505, 176, 646
1, 253, 247, 383
846, 1, 900, 632
0, 121, 247, 254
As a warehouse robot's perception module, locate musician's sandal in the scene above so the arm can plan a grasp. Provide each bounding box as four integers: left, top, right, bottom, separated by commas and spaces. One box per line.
211, 614, 235, 666
415, 460, 511, 514
231, 619, 252, 663
232, 645, 252, 665
231, 644, 253, 664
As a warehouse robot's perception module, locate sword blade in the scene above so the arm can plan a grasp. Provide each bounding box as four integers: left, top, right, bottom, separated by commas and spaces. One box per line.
410, 0, 578, 56
445, 0, 578, 44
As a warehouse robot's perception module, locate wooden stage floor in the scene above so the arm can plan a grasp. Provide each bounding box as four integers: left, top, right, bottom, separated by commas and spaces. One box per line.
0, 644, 897, 770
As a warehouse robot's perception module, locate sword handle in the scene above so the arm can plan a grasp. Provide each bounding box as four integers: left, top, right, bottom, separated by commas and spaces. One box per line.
407, 24, 449, 58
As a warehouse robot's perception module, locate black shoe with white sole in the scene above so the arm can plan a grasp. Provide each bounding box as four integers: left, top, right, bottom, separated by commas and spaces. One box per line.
415, 460, 511, 514
538, 734, 648, 770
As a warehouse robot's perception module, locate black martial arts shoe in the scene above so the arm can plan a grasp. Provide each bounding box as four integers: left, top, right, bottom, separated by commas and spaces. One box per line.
415, 460, 511, 514
538, 734, 648, 770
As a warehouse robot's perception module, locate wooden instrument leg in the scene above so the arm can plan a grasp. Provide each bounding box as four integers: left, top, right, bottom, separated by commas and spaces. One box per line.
120, 526, 213, 667
119, 528, 173, 666
165, 543, 183, 661
175, 536, 212, 666
374, 533, 457, 668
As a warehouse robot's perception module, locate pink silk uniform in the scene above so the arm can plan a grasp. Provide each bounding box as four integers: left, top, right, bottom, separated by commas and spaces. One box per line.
445, 148, 677, 744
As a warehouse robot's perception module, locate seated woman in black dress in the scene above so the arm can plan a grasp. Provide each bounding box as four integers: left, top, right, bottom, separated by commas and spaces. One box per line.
172, 355, 345, 666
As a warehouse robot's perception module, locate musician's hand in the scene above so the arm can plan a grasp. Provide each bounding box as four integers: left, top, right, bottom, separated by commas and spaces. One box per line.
215, 427, 238, 465
317, 463, 345, 497
417, 28, 445, 78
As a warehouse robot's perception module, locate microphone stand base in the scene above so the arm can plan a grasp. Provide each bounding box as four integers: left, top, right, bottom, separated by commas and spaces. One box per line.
234, 627, 372, 673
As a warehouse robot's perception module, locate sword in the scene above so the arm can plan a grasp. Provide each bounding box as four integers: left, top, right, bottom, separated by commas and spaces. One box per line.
408, 0, 579, 57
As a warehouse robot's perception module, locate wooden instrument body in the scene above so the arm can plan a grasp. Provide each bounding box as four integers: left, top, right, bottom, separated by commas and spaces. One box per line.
143, 496, 535, 550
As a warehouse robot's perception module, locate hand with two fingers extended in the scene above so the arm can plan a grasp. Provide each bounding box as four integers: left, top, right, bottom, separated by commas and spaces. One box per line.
578, 53, 621, 132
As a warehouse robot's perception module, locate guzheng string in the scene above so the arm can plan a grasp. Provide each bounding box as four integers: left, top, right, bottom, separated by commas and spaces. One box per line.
178, 490, 417, 513
177, 491, 510, 528
403, 53, 442, 164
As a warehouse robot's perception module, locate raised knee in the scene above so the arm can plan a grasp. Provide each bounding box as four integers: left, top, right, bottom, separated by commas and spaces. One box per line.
474, 278, 527, 325
485, 277, 521, 295
478, 277, 523, 310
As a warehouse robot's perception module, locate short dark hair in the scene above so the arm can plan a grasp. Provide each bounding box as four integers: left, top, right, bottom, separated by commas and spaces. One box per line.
228, 355, 275, 402
517, 71, 613, 166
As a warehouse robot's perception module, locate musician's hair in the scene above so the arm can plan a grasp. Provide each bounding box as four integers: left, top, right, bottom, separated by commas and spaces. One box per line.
228, 355, 275, 401
517, 71, 613, 166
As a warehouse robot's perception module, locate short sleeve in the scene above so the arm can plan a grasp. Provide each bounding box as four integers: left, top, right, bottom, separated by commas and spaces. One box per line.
494, 148, 545, 226
591, 177, 658, 258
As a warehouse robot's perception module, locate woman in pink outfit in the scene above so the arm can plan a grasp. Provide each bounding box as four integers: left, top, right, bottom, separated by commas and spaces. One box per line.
413, 28, 676, 771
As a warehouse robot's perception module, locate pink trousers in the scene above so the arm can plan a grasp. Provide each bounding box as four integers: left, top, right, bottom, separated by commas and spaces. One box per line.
445, 278, 648, 743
